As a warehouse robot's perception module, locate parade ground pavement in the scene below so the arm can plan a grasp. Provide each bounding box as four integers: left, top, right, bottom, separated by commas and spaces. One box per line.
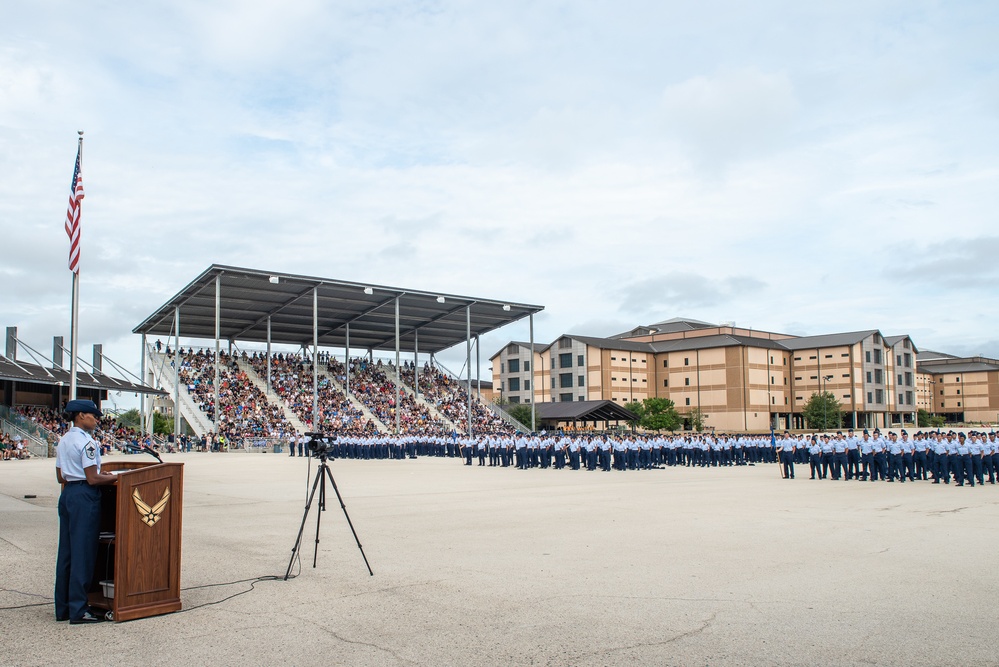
2, 452, 997, 666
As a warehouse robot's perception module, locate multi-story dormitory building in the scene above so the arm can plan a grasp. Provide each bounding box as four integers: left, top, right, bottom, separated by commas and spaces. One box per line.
491, 318, 935, 432
915, 350, 999, 424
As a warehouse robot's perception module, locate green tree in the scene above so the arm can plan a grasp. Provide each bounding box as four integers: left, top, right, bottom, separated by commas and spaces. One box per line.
623, 401, 645, 430
639, 397, 681, 432
507, 404, 537, 431
917, 408, 931, 427
802, 391, 841, 430
687, 408, 706, 432
117, 408, 141, 430
152, 411, 174, 435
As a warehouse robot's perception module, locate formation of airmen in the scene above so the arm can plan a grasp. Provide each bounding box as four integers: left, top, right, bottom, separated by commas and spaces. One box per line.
290, 427, 999, 488
299, 431, 779, 470
777, 428, 999, 486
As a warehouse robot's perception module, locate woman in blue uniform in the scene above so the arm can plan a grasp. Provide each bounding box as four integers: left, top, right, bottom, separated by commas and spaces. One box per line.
54, 399, 118, 624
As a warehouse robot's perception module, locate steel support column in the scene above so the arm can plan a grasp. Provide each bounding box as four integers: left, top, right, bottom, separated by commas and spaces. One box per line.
395, 296, 401, 435
466, 306, 472, 437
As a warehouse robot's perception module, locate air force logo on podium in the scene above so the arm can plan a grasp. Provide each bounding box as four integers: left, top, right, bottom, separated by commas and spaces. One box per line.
133, 487, 170, 526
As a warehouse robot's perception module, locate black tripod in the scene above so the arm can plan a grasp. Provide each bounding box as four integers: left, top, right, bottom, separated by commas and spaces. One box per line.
284, 453, 373, 580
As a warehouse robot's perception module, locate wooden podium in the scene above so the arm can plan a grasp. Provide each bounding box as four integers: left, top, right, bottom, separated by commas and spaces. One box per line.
88, 460, 184, 622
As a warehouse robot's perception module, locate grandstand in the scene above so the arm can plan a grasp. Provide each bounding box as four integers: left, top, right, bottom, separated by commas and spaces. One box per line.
134, 265, 543, 442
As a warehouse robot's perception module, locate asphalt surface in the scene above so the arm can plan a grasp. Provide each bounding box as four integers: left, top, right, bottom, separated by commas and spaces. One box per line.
2, 451, 996, 666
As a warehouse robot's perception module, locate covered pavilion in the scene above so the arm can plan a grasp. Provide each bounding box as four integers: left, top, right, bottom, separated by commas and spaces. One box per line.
132, 265, 544, 436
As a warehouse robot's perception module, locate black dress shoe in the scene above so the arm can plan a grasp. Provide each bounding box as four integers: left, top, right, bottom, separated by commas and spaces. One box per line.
56, 615, 69, 622
70, 611, 106, 624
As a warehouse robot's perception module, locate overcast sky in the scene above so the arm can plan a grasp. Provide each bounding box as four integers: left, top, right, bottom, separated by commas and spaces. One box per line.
3, 1, 998, 407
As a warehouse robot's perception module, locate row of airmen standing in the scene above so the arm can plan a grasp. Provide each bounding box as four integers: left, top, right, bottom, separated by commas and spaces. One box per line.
775, 428, 999, 486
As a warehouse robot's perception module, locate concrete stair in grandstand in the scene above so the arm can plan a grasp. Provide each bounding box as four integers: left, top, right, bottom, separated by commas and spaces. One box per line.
233, 358, 310, 434
147, 349, 216, 438
317, 367, 391, 433
382, 364, 460, 431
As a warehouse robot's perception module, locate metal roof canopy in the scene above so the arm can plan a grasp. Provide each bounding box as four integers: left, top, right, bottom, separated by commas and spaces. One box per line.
132, 265, 544, 355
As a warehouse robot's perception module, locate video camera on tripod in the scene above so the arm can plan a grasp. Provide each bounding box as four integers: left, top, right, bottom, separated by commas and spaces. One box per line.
304, 432, 335, 457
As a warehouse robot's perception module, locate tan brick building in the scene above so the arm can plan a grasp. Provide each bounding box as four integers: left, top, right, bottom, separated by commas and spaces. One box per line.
917, 351, 999, 425
492, 318, 925, 432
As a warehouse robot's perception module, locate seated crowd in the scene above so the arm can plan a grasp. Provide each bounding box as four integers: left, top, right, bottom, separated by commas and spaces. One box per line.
335, 358, 453, 436
400, 363, 512, 434
246, 352, 374, 436
172, 348, 293, 444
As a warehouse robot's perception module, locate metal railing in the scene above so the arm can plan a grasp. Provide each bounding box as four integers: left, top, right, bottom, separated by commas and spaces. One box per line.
0, 406, 55, 457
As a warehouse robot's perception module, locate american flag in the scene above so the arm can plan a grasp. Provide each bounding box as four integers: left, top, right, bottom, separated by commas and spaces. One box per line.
65, 141, 85, 273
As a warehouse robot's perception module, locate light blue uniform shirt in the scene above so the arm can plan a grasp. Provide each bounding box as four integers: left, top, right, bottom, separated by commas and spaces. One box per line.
55, 426, 101, 482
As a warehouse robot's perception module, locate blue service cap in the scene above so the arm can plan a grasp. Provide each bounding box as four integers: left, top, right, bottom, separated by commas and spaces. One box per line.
863, 429, 870, 435
65, 399, 102, 418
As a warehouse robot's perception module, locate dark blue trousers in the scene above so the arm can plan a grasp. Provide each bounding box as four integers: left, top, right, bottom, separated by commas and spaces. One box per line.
55, 483, 101, 621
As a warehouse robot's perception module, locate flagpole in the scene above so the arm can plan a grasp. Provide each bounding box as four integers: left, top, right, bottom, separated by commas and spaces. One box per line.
68, 131, 84, 401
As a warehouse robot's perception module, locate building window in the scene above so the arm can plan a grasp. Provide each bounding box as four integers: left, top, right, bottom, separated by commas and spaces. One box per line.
842, 373, 849, 378
874, 369, 882, 384
551, 378, 556, 389
842, 353, 849, 357
958, 401, 962, 407
865, 351, 871, 363
578, 375, 585, 387
898, 374, 903, 385
684, 378, 690, 386
843, 394, 851, 399
508, 378, 520, 391
508, 359, 520, 373
795, 377, 803, 381
898, 393, 904, 404
579, 396, 585, 401
904, 372, 912, 385
957, 389, 961, 395
663, 360, 668, 368
559, 353, 572, 368
611, 356, 616, 361
500, 362, 505, 373
825, 354, 832, 359
560, 393, 573, 402
684, 358, 689, 366
772, 396, 775, 404
794, 357, 802, 361
577, 355, 584, 367
663, 379, 668, 387
873, 349, 882, 364
866, 372, 872, 383
771, 377, 775, 384
524, 361, 530, 372
896, 355, 902, 366
560, 373, 573, 389
875, 389, 883, 403
867, 392, 873, 403
524, 380, 530, 390
904, 353, 911, 366
559, 338, 571, 349
685, 398, 690, 406
809, 355, 817, 360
